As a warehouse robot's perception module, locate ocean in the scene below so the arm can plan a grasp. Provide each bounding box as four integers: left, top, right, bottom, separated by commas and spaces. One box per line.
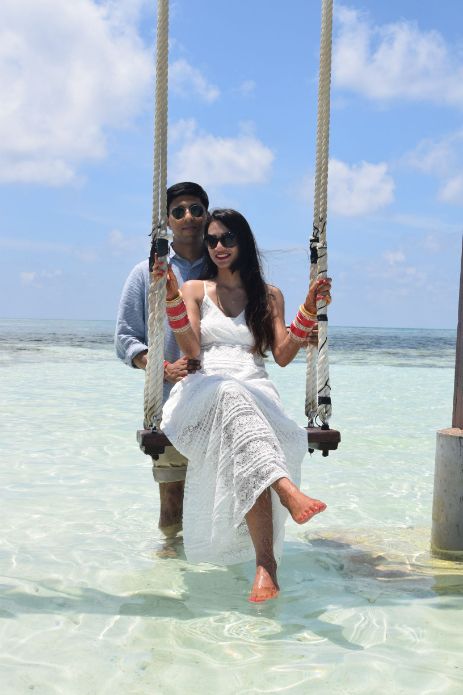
1, 319, 462, 694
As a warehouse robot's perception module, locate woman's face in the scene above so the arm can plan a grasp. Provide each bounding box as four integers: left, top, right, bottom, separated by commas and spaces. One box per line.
205, 220, 239, 269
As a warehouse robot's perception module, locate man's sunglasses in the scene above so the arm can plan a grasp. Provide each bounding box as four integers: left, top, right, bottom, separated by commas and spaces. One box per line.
170, 204, 205, 220
204, 231, 238, 249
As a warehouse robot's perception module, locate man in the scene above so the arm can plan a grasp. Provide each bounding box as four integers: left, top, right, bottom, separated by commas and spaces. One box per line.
115, 181, 209, 536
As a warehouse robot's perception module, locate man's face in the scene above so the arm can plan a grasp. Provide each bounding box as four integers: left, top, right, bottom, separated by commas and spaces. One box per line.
167, 194, 207, 246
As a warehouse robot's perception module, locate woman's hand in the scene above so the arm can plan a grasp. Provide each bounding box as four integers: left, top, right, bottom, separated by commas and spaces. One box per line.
304, 277, 332, 316
164, 357, 201, 383
152, 253, 179, 301
286, 323, 319, 349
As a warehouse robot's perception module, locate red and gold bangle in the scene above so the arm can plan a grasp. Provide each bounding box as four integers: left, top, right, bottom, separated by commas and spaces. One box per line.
299, 304, 317, 321
167, 306, 188, 323
165, 292, 191, 333
169, 314, 190, 333
289, 323, 309, 343
288, 305, 317, 343
166, 301, 187, 318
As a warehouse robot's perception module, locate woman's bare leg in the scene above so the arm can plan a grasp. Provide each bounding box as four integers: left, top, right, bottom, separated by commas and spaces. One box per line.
272, 477, 326, 523
245, 489, 279, 602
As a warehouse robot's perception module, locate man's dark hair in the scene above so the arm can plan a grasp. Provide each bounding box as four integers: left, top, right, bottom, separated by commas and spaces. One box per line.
167, 182, 209, 212
201, 209, 275, 357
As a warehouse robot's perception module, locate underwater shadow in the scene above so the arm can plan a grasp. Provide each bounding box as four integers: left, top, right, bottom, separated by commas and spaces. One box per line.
3, 532, 462, 651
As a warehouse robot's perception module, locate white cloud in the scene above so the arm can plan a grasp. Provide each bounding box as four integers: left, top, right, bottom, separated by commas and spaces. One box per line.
19, 269, 62, 287
391, 213, 461, 235
439, 175, 463, 205
404, 130, 463, 205
329, 159, 395, 216
108, 228, 145, 254
171, 121, 274, 186
0, 237, 97, 262
236, 80, 256, 96
0, 160, 76, 186
333, 5, 463, 108
383, 250, 405, 265
0, 0, 152, 185
169, 118, 197, 144
170, 59, 219, 103
404, 131, 463, 176
366, 255, 426, 288
20, 272, 37, 286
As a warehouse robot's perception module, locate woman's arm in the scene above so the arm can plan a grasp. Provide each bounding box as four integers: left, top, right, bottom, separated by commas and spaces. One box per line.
269, 288, 302, 367
152, 255, 202, 358
270, 278, 331, 367
174, 280, 202, 358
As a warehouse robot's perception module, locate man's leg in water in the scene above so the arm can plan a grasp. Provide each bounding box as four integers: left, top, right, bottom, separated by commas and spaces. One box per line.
245, 489, 279, 603
152, 448, 187, 536
158, 481, 184, 534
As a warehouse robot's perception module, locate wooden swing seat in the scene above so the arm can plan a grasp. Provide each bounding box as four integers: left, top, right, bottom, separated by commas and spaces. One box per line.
137, 426, 340, 459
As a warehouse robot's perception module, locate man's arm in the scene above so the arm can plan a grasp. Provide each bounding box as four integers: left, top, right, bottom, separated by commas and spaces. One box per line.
115, 262, 149, 368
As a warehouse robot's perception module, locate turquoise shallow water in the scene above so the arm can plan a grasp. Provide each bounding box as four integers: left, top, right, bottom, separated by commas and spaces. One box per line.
1, 320, 462, 694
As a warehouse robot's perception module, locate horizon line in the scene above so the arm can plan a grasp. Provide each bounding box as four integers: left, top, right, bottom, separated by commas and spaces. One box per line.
0, 316, 457, 332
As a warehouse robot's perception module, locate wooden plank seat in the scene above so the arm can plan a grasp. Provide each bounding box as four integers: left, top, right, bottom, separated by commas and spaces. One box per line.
137, 426, 341, 459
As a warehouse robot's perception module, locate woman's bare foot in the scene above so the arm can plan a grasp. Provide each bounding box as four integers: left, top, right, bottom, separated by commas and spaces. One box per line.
273, 478, 326, 524
249, 564, 280, 603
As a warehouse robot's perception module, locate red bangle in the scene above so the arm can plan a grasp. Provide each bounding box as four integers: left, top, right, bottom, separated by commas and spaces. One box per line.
168, 314, 190, 332
163, 360, 169, 368
290, 323, 309, 340
296, 310, 316, 329
166, 301, 187, 318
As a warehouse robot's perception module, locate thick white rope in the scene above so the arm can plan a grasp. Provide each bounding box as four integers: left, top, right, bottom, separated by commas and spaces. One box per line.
305, 0, 333, 426
144, 0, 169, 430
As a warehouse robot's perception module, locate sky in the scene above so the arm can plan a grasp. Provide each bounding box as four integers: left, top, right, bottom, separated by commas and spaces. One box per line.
1, 0, 463, 328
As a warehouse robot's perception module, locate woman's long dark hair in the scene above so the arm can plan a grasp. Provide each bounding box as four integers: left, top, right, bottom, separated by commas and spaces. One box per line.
200, 209, 275, 357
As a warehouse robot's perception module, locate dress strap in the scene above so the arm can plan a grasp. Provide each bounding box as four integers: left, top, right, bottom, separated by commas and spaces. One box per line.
203, 281, 209, 298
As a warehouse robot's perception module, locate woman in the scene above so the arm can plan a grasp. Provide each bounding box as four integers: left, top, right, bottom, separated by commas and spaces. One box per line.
156, 209, 331, 602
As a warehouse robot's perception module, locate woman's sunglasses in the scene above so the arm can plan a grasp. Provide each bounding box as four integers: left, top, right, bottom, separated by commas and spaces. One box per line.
170, 204, 205, 220
204, 231, 238, 249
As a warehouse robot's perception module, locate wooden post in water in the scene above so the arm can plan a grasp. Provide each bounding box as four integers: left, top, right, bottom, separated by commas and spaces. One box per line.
452, 238, 463, 430
431, 236, 463, 561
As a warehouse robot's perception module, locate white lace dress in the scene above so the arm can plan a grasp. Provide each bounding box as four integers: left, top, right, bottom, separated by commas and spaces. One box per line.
160, 284, 308, 566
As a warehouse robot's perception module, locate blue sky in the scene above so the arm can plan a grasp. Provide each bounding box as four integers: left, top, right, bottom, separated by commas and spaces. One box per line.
1, 0, 463, 328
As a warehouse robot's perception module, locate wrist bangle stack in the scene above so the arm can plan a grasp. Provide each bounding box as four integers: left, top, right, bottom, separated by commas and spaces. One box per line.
289, 304, 318, 343
166, 293, 191, 333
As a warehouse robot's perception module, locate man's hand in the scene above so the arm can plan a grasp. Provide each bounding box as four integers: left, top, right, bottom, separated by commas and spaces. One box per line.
132, 350, 148, 369
164, 357, 201, 383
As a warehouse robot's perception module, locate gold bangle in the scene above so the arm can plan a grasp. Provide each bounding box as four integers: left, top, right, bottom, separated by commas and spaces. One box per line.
165, 291, 183, 307
299, 304, 317, 320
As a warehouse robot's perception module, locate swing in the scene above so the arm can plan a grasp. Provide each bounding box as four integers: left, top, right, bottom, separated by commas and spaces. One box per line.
137, 0, 340, 460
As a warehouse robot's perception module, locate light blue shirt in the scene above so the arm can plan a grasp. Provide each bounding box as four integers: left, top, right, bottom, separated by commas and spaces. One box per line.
115, 250, 205, 400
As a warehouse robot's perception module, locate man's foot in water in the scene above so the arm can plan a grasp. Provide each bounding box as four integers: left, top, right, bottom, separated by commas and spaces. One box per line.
273, 478, 326, 524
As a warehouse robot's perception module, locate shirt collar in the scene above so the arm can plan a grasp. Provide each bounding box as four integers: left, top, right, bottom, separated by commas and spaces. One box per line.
170, 245, 204, 267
